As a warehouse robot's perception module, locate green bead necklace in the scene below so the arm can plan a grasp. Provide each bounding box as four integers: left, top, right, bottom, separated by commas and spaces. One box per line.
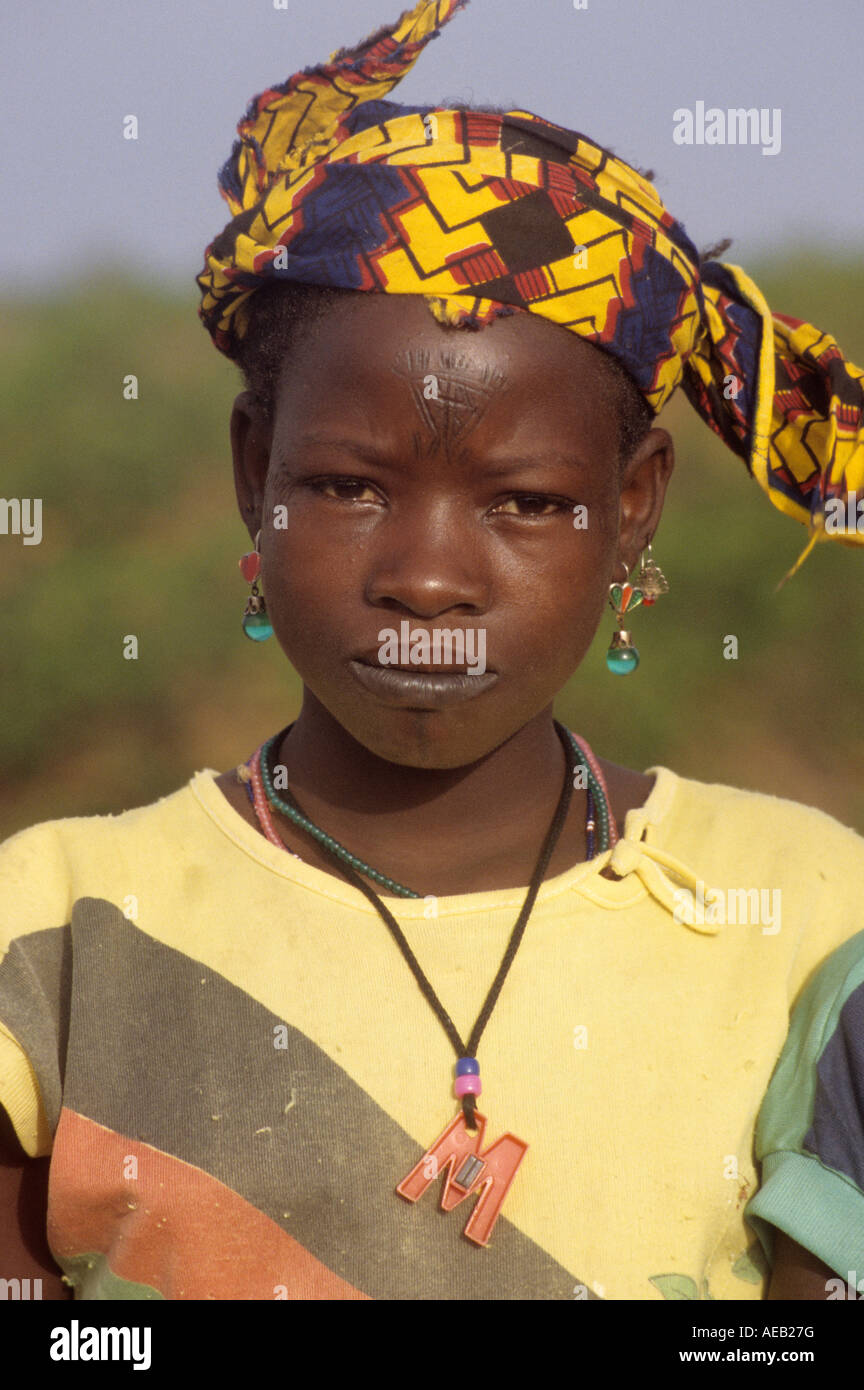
256, 723, 612, 896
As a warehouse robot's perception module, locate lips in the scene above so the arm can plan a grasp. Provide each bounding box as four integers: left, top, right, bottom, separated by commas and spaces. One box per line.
353, 650, 492, 676
349, 658, 499, 709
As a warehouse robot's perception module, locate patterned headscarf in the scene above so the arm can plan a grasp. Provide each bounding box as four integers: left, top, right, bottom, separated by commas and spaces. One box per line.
196, 0, 864, 575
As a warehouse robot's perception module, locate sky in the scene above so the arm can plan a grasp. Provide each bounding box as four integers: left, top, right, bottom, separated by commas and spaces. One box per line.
3, 0, 863, 298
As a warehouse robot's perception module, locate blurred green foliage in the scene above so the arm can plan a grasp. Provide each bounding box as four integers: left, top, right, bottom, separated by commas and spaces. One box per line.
1, 258, 862, 841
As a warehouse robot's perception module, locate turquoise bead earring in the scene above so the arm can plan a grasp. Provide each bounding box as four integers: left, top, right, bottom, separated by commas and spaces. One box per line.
606, 561, 642, 674
239, 530, 274, 642
605, 542, 670, 673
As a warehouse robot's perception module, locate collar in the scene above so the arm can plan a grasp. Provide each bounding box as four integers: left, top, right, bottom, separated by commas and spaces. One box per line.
190, 763, 718, 928
593, 783, 721, 935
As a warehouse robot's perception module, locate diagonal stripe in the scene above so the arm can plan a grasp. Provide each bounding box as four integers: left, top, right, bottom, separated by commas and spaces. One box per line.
54, 1252, 164, 1301
49, 1111, 367, 1300
61, 900, 590, 1299
0, 924, 70, 1132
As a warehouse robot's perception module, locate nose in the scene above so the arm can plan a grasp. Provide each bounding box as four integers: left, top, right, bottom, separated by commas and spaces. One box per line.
363, 501, 490, 619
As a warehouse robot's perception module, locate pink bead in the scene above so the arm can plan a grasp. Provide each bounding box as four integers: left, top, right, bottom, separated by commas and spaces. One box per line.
454, 1074, 482, 1098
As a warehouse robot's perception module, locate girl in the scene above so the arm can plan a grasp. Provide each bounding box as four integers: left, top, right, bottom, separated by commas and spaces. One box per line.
1, 0, 863, 1301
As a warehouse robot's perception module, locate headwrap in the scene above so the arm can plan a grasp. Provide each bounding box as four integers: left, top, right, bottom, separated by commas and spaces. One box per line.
196, 0, 864, 576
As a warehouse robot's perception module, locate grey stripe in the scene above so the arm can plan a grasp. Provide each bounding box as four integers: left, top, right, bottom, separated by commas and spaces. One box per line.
0, 924, 71, 1131
63, 897, 595, 1300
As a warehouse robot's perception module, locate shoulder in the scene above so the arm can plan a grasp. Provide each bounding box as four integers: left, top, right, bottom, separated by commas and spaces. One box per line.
789, 926, 864, 1025
0, 775, 212, 948
648, 765, 864, 867
0, 773, 212, 859
645, 767, 864, 991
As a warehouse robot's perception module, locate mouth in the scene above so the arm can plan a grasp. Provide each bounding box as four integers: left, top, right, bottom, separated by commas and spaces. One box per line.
348, 658, 499, 709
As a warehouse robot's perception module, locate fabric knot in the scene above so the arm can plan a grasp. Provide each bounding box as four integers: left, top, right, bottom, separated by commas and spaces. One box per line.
596, 832, 722, 935
609, 837, 644, 878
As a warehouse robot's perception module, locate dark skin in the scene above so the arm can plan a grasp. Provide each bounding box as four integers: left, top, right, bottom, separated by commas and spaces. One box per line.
0, 293, 835, 1298
218, 293, 663, 893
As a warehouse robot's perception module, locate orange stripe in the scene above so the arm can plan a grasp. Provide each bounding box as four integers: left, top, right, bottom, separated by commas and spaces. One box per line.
48, 1109, 368, 1300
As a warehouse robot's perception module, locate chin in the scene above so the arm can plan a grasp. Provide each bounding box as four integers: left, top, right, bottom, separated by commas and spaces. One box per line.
338, 687, 549, 771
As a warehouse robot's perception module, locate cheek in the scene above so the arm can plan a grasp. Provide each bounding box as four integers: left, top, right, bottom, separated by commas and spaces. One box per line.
517, 574, 610, 683
260, 481, 348, 598
259, 488, 617, 681
263, 545, 343, 664
511, 516, 618, 681
501, 499, 616, 609
268, 534, 337, 602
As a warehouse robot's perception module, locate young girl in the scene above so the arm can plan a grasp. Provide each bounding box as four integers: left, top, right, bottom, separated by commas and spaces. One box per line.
2, 0, 863, 1301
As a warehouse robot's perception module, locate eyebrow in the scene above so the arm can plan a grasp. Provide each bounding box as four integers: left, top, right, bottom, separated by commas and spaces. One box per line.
281, 436, 391, 463
278, 435, 592, 477
475, 453, 592, 478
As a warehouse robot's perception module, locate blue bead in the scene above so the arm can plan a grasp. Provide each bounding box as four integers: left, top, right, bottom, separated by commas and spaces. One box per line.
606, 645, 639, 675
456, 1057, 479, 1076
243, 612, 274, 642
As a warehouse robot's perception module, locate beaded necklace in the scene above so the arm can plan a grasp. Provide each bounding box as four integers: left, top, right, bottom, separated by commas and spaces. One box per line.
236, 719, 617, 1246
243, 723, 616, 880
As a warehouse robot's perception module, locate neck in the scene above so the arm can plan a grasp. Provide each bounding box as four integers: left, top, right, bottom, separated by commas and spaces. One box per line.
272, 694, 587, 894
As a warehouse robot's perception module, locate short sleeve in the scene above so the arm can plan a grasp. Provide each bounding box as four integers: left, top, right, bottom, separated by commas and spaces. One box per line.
0, 822, 73, 1158
745, 928, 864, 1279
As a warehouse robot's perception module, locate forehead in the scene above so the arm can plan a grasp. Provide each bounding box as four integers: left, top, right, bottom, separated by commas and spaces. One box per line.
271, 293, 621, 458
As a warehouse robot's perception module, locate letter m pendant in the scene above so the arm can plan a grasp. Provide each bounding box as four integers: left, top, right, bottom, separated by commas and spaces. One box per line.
396, 1110, 528, 1246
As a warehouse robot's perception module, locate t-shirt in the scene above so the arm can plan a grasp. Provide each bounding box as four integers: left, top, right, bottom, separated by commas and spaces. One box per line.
2, 757, 864, 1301
745, 928, 864, 1288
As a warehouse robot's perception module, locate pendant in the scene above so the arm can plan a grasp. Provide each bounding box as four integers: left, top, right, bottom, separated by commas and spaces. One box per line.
242, 585, 274, 642
396, 1110, 528, 1247
606, 628, 639, 674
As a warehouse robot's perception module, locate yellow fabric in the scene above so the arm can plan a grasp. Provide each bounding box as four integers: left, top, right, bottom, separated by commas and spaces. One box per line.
0, 1021, 52, 1158
2, 766, 864, 1298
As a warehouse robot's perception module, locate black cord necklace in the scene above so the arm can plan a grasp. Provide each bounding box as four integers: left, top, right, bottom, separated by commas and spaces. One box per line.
260, 719, 581, 1247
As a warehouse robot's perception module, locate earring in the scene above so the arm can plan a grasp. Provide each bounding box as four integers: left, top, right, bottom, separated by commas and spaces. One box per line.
239, 529, 273, 642
606, 561, 642, 674
636, 539, 670, 606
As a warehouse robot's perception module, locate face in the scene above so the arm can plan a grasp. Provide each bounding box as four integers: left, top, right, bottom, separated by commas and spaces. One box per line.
231, 293, 673, 769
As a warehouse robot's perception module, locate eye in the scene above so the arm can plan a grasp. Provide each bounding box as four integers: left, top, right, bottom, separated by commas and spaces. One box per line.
307, 477, 382, 503
492, 493, 573, 517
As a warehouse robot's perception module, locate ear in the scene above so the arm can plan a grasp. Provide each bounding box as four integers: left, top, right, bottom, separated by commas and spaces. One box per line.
230, 391, 273, 543
617, 428, 675, 570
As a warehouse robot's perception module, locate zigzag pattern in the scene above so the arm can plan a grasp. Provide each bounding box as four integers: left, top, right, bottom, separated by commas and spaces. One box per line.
196, 0, 864, 550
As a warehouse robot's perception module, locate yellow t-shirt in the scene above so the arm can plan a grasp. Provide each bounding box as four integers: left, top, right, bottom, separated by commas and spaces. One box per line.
1, 761, 863, 1301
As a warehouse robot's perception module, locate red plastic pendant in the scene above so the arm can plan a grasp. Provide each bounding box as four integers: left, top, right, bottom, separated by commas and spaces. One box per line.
396, 1110, 528, 1247
239, 551, 260, 583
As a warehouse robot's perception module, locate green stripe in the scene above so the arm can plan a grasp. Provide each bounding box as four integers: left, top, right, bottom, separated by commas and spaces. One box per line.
753, 930, 864, 1157
54, 1251, 165, 1301
746, 1150, 864, 1279
745, 929, 864, 1271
